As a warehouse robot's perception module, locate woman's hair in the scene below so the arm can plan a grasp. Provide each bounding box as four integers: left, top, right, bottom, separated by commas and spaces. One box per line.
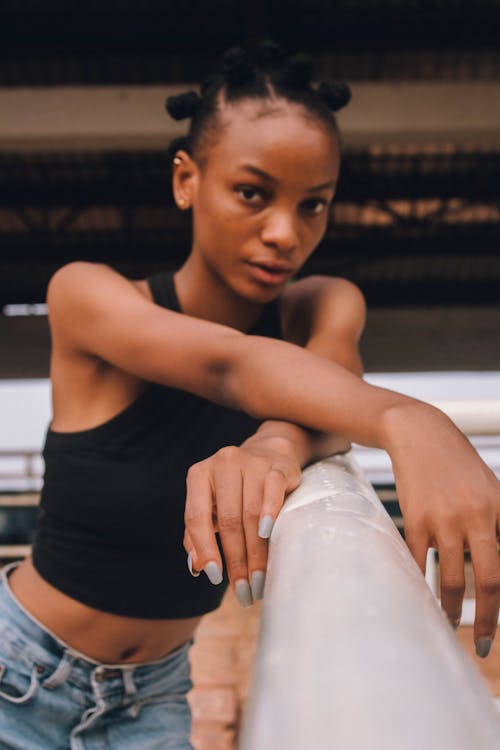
165, 40, 351, 166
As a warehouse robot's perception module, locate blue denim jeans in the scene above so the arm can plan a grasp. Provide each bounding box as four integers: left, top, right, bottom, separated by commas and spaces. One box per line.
0, 562, 194, 749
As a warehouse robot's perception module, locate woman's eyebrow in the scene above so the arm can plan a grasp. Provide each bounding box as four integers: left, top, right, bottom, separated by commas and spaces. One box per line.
238, 164, 336, 191
238, 164, 279, 185
305, 179, 337, 192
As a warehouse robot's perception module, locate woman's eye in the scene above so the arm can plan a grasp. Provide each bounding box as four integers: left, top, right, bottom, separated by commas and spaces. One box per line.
236, 186, 265, 203
303, 199, 328, 215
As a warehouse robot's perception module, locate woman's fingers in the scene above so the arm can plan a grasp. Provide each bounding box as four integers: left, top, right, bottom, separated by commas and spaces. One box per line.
258, 464, 301, 540
407, 503, 500, 658
248, 464, 300, 601
406, 516, 467, 629
184, 446, 303, 608
184, 461, 223, 585
434, 532, 465, 629
242, 469, 274, 602
212, 448, 250, 600
468, 529, 500, 658
403, 521, 429, 577
183, 530, 201, 576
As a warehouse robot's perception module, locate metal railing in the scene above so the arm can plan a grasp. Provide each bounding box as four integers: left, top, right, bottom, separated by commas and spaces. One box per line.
0, 448, 43, 489
239, 452, 500, 749
0, 448, 41, 558
429, 399, 500, 436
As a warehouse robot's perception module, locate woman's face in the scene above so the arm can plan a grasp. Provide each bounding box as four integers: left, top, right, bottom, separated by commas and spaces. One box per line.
177, 99, 340, 303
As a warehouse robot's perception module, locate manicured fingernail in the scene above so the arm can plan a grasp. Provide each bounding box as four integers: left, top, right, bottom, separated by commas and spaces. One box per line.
204, 561, 223, 585
251, 571, 266, 601
235, 579, 253, 608
258, 515, 274, 539
475, 638, 492, 658
187, 551, 200, 578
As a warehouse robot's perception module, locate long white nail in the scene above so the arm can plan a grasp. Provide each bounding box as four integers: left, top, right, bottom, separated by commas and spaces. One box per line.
258, 515, 274, 539
475, 637, 492, 658
205, 561, 223, 585
251, 571, 266, 601
187, 551, 200, 577
235, 579, 253, 608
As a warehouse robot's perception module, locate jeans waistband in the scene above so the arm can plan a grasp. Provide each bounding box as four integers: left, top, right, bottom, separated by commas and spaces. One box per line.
0, 561, 193, 671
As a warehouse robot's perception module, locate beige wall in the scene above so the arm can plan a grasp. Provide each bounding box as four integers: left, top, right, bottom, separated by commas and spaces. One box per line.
0, 83, 499, 152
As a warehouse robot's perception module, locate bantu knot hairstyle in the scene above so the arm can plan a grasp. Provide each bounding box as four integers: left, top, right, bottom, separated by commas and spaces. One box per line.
317, 81, 352, 111
282, 54, 313, 90
165, 91, 201, 121
220, 47, 256, 88
254, 39, 287, 69
166, 39, 351, 164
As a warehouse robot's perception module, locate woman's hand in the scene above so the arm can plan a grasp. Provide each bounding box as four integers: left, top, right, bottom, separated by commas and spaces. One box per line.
384, 402, 500, 658
182, 433, 303, 607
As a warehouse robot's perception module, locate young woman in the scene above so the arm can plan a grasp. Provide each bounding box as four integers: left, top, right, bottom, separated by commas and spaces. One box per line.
0, 42, 498, 749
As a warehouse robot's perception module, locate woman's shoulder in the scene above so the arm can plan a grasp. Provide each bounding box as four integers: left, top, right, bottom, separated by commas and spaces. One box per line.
46, 262, 158, 337
280, 275, 366, 346
44, 260, 248, 403
47, 261, 147, 303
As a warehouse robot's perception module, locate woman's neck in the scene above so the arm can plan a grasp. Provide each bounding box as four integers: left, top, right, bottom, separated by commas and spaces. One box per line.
173, 257, 265, 332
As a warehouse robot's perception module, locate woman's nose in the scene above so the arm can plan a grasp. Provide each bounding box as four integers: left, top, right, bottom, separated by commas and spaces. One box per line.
260, 211, 299, 254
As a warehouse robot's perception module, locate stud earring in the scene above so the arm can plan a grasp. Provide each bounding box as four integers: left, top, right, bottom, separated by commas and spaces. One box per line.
173, 156, 182, 166
178, 197, 187, 207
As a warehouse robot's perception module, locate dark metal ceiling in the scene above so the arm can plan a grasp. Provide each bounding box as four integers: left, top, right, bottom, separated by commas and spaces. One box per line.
2, 149, 500, 205
1, 147, 499, 307
0, 0, 499, 85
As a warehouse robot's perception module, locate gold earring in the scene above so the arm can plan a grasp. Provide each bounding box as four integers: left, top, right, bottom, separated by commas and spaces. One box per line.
178, 197, 187, 207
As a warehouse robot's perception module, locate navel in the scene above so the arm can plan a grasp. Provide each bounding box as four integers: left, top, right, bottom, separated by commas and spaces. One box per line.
119, 646, 139, 661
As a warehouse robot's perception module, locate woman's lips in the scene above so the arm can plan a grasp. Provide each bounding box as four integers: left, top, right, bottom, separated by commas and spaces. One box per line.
245, 261, 293, 286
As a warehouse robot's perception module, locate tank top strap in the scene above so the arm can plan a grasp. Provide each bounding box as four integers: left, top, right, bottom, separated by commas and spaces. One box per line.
147, 270, 283, 337
147, 271, 180, 312
249, 296, 283, 338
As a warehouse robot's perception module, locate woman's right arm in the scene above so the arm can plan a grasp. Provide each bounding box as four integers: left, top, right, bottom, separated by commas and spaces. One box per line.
47, 261, 244, 406
48, 262, 411, 446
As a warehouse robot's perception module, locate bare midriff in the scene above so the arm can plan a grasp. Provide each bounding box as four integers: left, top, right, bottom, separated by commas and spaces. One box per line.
8, 558, 202, 664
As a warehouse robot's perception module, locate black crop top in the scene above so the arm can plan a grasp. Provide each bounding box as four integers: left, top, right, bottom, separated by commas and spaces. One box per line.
32, 271, 283, 619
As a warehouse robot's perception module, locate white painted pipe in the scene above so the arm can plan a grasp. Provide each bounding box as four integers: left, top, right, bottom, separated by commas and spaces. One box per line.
239, 454, 500, 750
433, 399, 500, 436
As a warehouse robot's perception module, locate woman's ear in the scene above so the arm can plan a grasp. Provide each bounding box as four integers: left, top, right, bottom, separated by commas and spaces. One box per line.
172, 150, 199, 210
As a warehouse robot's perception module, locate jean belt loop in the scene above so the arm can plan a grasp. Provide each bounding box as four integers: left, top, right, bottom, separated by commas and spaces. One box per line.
122, 668, 137, 698
41, 650, 75, 689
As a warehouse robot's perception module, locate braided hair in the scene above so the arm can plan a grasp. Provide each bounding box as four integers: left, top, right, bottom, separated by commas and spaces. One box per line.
165, 40, 351, 165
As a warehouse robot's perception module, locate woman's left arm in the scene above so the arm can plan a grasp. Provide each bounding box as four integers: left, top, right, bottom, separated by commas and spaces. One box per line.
247, 274, 366, 465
